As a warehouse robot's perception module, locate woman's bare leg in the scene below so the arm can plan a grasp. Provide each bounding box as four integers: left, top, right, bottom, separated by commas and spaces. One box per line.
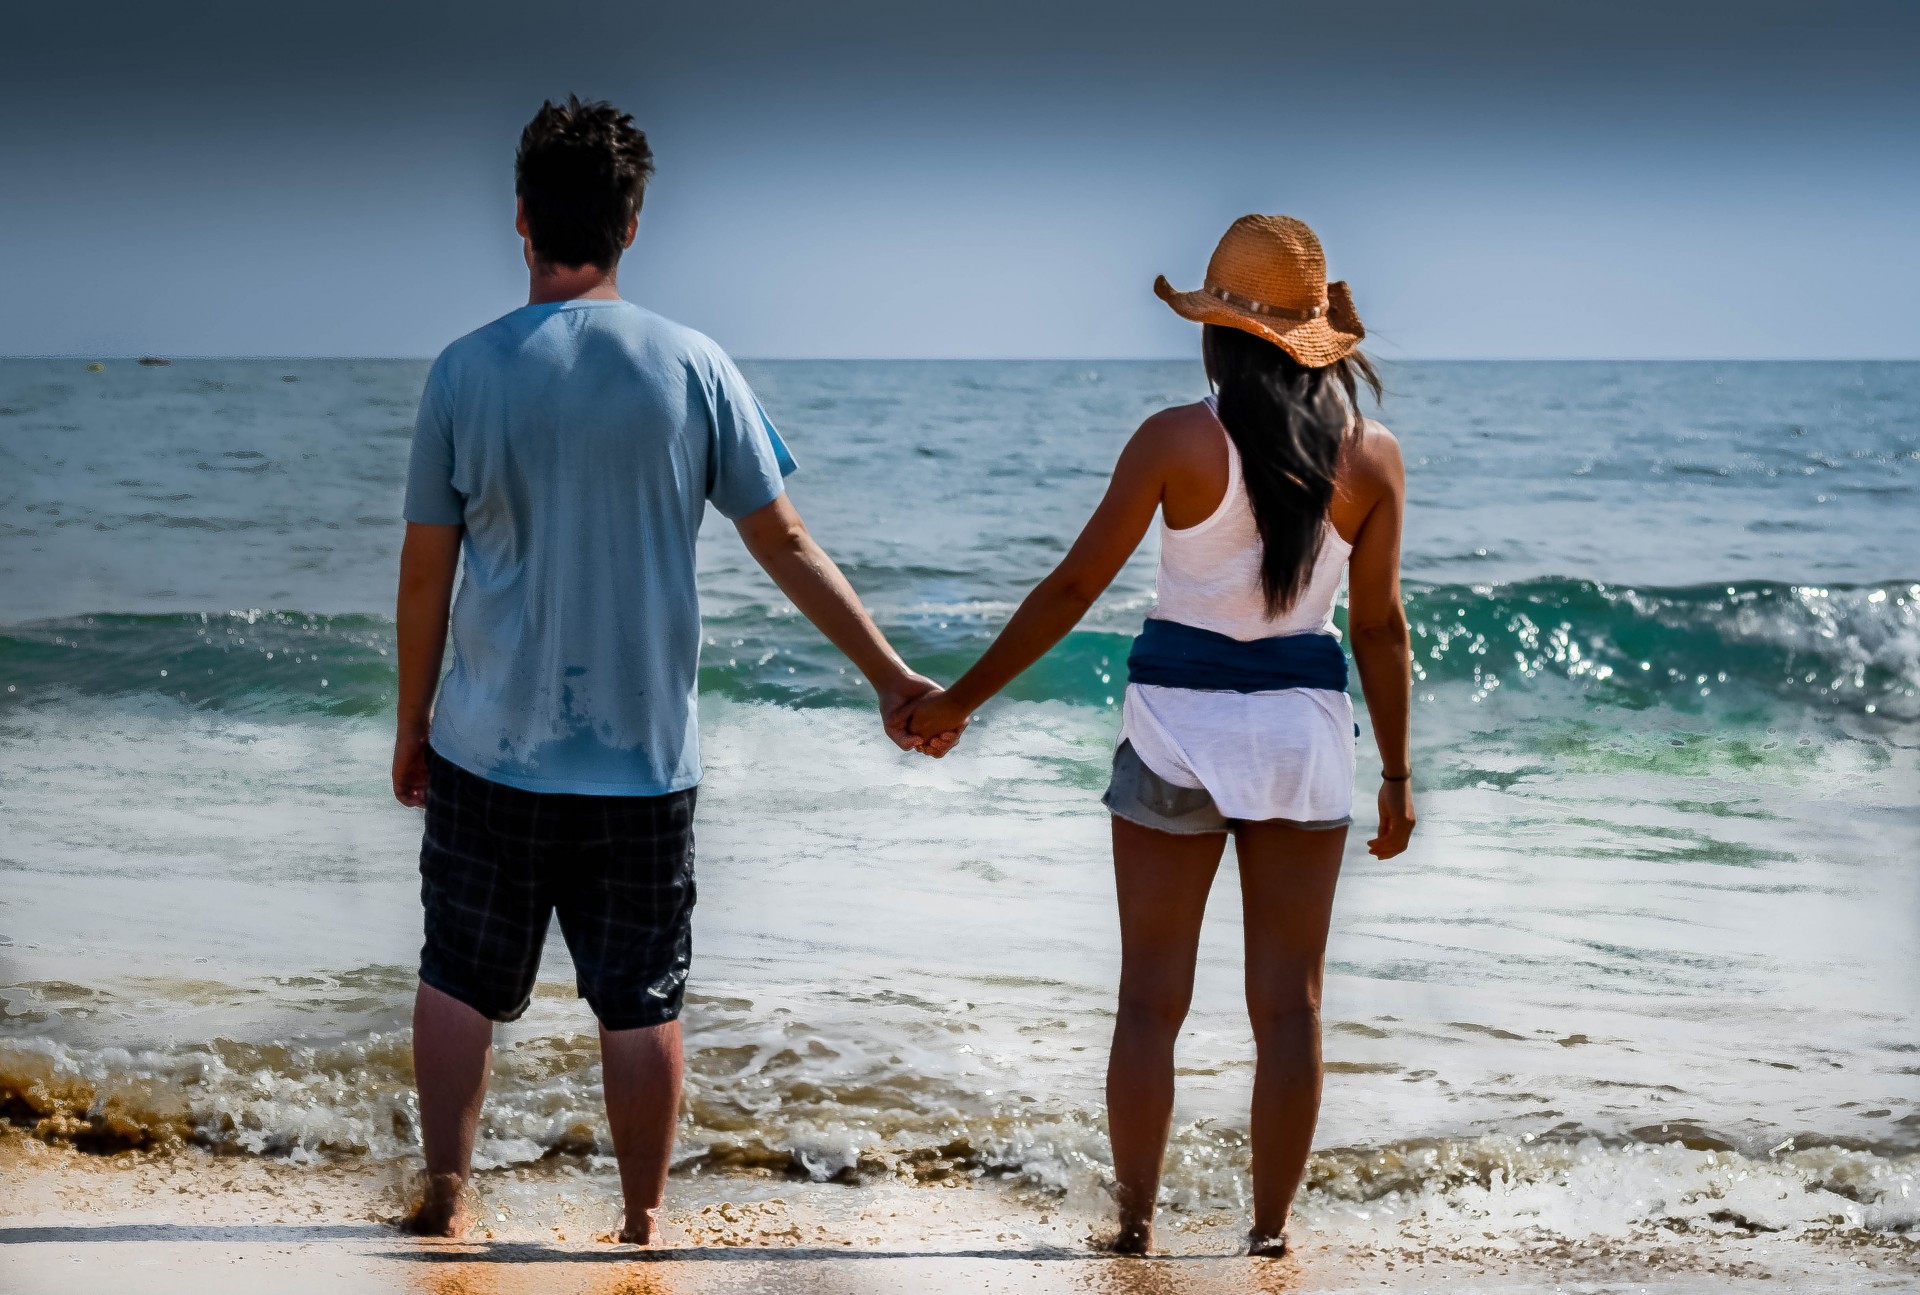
1233, 818, 1347, 1253
1106, 815, 1227, 1253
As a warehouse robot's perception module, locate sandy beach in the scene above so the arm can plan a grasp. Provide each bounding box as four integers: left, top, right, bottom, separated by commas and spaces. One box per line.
4, 1131, 1915, 1294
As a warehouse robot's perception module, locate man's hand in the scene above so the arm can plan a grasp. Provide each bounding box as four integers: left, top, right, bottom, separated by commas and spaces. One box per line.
879, 672, 937, 751
1368, 778, 1415, 859
393, 729, 431, 808
879, 672, 965, 757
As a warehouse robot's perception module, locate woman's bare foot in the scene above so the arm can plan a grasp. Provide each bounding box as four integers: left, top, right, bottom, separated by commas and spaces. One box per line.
1095, 1217, 1154, 1255
1248, 1228, 1289, 1257
398, 1172, 471, 1238
611, 1206, 663, 1247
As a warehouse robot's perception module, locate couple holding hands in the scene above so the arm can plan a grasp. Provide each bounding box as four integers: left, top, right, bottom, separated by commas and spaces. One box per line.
392, 97, 1414, 1255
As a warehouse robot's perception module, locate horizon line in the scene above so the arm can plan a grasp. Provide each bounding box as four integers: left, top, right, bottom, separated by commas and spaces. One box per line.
6, 354, 1920, 365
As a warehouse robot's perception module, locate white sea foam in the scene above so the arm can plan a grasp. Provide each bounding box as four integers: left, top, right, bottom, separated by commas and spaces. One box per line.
3, 683, 1918, 1252
5, 1028, 1916, 1245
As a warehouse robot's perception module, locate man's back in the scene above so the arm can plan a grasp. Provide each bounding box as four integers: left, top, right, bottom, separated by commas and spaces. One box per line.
405, 298, 793, 795
394, 95, 941, 1244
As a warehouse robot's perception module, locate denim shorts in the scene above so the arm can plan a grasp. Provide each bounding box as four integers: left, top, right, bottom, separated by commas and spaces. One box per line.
1102, 740, 1350, 836
418, 746, 698, 1031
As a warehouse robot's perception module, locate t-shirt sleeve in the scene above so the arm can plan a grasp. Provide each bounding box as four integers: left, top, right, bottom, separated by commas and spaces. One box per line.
704, 352, 797, 520
403, 358, 466, 526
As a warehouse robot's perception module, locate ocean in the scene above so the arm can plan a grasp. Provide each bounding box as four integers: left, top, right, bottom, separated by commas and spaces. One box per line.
1, 357, 1916, 1260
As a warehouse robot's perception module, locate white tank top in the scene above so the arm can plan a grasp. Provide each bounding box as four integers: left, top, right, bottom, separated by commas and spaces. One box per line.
1151, 397, 1352, 641
1119, 396, 1359, 824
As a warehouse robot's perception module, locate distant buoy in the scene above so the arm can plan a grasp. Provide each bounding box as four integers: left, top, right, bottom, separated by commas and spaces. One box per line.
87, 362, 104, 372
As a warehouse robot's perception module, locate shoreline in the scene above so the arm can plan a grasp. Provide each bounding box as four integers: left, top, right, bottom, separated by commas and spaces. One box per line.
5, 1133, 1915, 1293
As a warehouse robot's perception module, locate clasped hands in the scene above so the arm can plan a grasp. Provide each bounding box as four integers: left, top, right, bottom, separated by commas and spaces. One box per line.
878, 673, 972, 758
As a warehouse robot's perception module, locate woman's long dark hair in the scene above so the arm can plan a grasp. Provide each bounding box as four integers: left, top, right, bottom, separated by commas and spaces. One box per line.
1201, 323, 1381, 616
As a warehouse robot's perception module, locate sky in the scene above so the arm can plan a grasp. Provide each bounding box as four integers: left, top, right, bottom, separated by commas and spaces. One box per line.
3, 1, 1917, 360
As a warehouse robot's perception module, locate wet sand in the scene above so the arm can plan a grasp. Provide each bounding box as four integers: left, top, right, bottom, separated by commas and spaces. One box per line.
4, 1132, 1916, 1294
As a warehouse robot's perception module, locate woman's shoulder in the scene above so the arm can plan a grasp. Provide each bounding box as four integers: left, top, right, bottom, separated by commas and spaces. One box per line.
1345, 418, 1405, 486
1330, 419, 1405, 533
1353, 416, 1400, 452
1120, 402, 1233, 525
1137, 400, 1220, 439
1125, 401, 1228, 467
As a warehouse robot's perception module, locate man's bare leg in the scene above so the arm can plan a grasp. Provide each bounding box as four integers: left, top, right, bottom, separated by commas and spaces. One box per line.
601, 1018, 684, 1245
401, 981, 493, 1237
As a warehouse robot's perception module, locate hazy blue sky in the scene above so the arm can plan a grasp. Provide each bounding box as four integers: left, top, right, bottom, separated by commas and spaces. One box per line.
4, 1, 1916, 359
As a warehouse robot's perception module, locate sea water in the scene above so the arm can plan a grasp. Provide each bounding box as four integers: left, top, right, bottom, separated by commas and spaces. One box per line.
1, 358, 1916, 1248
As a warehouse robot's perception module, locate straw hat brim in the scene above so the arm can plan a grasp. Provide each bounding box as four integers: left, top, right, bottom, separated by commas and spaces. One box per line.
1154, 275, 1365, 367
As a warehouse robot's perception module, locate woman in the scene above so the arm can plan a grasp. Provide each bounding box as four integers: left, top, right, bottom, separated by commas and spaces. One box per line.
905, 215, 1415, 1255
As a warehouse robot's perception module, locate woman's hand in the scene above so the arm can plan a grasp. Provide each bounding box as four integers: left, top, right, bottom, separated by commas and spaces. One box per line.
878, 673, 966, 757
905, 690, 972, 758
1368, 778, 1415, 859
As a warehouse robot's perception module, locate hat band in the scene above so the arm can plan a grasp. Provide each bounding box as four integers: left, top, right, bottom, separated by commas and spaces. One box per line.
1205, 285, 1325, 322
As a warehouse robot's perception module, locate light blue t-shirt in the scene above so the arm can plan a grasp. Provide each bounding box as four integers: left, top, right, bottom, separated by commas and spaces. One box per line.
404, 298, 795, 796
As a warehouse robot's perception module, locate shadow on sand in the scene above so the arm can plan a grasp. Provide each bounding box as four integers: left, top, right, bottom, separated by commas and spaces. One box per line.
0, 1223, 1157, 1263
0, 1223, 389, 1244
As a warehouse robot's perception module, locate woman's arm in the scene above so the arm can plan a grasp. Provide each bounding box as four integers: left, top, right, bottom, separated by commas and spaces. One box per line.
1344, 429, 1416, 859
905, 416, 1175, 737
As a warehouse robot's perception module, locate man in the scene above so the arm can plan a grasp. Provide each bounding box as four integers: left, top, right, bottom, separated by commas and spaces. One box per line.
392, 96, 956, 1242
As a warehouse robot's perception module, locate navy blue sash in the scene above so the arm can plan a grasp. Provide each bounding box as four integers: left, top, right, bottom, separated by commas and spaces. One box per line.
1126, 617, 1348, 694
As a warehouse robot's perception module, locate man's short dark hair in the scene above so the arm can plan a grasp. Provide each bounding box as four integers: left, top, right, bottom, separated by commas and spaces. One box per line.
515, 96, 655, 271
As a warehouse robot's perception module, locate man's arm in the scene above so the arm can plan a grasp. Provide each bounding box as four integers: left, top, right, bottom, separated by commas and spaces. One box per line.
393, 522, 463, 806
732, 494, 952, 754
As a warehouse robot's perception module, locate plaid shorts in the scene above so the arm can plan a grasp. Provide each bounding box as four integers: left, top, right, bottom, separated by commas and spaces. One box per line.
418, 746, 698, 1031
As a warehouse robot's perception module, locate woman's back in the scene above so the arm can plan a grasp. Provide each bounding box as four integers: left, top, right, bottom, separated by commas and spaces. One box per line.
1153, 396, 1352, 641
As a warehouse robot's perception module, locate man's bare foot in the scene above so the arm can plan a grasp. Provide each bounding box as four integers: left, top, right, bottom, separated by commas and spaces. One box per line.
1248, 1228, 1289, 1258
1095, 1218, 1153, 1255
398, 1172, 470, 1238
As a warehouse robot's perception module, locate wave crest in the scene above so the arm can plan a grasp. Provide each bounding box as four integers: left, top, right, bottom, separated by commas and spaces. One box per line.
2, 579, 1915, 718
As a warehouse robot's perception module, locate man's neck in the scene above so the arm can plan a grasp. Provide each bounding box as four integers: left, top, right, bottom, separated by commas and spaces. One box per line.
527, 262, 621, 306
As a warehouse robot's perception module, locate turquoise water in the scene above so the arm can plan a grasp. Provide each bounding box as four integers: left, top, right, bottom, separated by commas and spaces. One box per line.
1, 358, 1916, 1249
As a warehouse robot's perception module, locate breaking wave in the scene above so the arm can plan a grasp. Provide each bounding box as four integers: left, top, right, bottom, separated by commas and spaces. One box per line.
3, 579, 1915, 718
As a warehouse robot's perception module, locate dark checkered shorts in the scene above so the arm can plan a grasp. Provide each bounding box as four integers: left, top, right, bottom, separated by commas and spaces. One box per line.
418, 746, 698, 1031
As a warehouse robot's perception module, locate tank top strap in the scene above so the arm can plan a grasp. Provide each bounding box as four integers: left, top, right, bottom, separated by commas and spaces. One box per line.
1200, 395, 1243, 519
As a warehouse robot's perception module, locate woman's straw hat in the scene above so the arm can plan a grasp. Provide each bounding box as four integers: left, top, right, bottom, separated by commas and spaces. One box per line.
1154, 214, 1364, 367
